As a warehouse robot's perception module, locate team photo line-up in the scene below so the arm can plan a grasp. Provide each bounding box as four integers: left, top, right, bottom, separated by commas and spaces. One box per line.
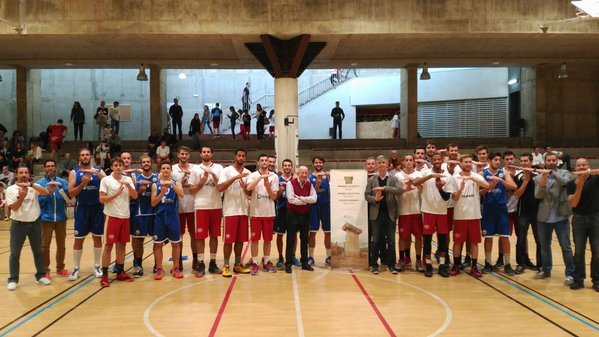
6, 142, 598, 293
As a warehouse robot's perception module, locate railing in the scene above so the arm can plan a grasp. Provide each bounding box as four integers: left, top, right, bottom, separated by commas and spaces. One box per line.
253, 94, 275, 110
299, 72, 350, 107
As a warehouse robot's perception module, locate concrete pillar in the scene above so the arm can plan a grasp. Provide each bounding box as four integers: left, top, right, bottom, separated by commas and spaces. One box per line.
400, 66, 418, 144
16, 66, 27, 134
26, 69, 42, 138
535, 66, 548, 145
520, 67, 537, 140
149, 65, 166, 134
274, 78, 299, 169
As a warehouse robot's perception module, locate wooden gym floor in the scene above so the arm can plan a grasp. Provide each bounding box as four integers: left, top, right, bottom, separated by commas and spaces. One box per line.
0, 219, 598, 337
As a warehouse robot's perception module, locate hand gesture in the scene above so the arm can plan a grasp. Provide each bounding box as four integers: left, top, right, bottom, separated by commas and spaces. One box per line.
237, 172, 249, 180
18, 185, 28, 198
47, 181, 62, 187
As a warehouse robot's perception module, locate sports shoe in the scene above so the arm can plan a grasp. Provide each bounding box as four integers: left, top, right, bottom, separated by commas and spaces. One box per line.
325, 256, 332, 266
470, 267, 483, 278
57, 269, 70, 277
292, 257, 302, 267
570, 280, 584, 290
45, 271, 52, 280
285, 264, 292, 274
396, 260, 406, 272
196, 262, 206, 278
264, 261, 277, 273
192, 259, 199, 272
133, 266, 144, 278
94, 265, 103, 278
154, 268, 165, 280
415, 260, 425, 273
233, 264, 251, 274
307, 257, 315, 266
69, 268, 80, 281
482, 263, 494, 274
7, 282, 17, 291
504, 264, 516, 276
389, 266, 399, 275
515, 265, 526, 275
493, 258, 504, 270
302, 264, 314, 272
405, 257, 412, 267
438, 264, 449, 278
208, 261, 222, 274
116, 273, 134, 282
111, 265, 118, 274
244, 259, 254, 268
276, 258, 285, 270
100, 276, 110, 288
222, 265, 232, 278
36, 277, 52, 286
535, 272, 551, 280
371, 265, 380, 275
424, 263, 433, 278
525, 260, 537, 270
172, 268, 184, 279
463, 256, 472, 270
250, 263, 259, 276
565, 276, 574, 286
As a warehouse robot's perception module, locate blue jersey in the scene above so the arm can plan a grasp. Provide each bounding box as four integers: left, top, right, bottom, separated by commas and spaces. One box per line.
309, 173, 330, 204
483, 168, 508, 206
277, 175, 293, 210
74, 167, 102, 206
155, 180, 179, 215
37, 176, 69, 222
135, 172, 158, 216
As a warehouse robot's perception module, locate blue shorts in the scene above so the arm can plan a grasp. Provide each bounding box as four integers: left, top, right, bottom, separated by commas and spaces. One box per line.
153, 213, 181, 244
482, 204, 510, 237
310, 203, 331, 233
131, 215, 154, 238
274, 208, 288, 234
74, 204, 104, 238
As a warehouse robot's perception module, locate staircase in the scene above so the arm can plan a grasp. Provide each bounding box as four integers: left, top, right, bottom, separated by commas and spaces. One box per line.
299, 72, 350, 108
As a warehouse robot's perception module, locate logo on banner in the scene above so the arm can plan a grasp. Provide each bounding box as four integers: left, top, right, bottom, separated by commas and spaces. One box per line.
344, 176, 354, 184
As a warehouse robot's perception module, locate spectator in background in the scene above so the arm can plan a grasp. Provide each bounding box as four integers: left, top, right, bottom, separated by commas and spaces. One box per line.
268, 110, 275, 141
108, 130, 121, 155
532, 146, 544, 169
330, 101, 345, 139
212, 103, 222, 138
255, 104, 266, 140
10, 143, 26, 170
1, 140, 11, 159
109, 101, 120, 135
391, 111, 400, 139
61, 153, 76, 178
83, 142, 95, 156
242, 110, 251, 140
169, 98, 183, 141
95, 139, 110, 163
92, 152, 103, 168
160, 128, 177, 150
226, 107, 240, 140
48, 119, 68, 160
70, 101, 85, 141
156, 140, 170, 165
202, 105, 213, 135
0, 153, 7, 169
242, 82, 252, 113
0, 166, 15, 186
27, 142, 43, 173
0, 123, 7, 140
147, 130, 160, 159
9, 130, 25, 150
95, 100, 109, 141
388, 150, 400, 172
189, 113, 202, 150
0, 182, 7, 220
103, 152, 113, 174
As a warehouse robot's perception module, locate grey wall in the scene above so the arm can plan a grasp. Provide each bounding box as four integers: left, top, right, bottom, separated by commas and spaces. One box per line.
0, 69, 16, 136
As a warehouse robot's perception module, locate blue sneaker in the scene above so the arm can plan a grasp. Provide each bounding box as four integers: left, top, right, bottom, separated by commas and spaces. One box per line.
276, 258, 284, 270
307, 257, 315, 266
293, 257, 302, 267
325, 256, 332, 266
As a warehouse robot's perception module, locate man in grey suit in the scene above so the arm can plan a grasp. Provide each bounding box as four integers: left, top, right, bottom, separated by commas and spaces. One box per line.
534, 152, 575, 283
365, 155, 403, 274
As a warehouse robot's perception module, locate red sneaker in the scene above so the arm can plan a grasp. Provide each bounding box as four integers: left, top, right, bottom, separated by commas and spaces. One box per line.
100, 276, 110, 288
56, 269, 70, 277
172, 268, 184, 279
45, 271, 52, 280
154, 268, 165, 280
116, 273, 134, 282
251, 263, 259, 276
264, 261, 277, 273
470, 267, 483, 278
449, 265, 460, 276
404, 257, 412, 267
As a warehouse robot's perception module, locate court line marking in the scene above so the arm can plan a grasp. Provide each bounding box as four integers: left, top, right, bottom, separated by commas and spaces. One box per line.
349, 269, 397, 337
291, 270, 306, 337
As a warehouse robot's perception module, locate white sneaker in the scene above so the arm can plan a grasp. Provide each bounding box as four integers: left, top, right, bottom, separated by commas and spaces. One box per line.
94, 265, 103, 278
69, 268, 80, 281
7, 282, 17, 291
565, 276, 574, 286
36, 277, 52, 286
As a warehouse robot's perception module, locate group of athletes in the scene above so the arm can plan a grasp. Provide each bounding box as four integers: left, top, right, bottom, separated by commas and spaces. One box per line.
367, 141, 597, 290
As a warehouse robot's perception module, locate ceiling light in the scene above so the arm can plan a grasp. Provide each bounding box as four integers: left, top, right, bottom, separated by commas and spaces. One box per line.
178, 72, 187, 80
210, 63, 219, 66
558, 62, 568, 79
420, 63, 431, 80
65, 62, 73, 67
508, 79, 518, 85
350, 62, 358, 67
492, 61, 500, 65
571, 1, 599, 17
137, 64, 148, 81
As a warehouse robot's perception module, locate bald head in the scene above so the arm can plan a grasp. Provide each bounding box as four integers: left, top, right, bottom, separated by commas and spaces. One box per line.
575, 158, 590, 171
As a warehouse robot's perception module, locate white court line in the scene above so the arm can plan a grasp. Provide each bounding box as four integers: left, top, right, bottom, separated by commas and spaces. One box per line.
143, 277, 227, 337
291, 270, 306, 337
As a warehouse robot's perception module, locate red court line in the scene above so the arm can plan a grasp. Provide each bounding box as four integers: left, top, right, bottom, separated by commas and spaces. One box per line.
208, 243, 250, 337
349, 270, 397, 337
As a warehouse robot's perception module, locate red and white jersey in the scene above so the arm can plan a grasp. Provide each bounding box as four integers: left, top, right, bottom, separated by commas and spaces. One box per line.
419, 168, 450, 215
247, 171, 279, 218
444, 173, 486, 220
219, 165, 251, 217
395, 170, 422, 216
172, 163, 196, 213
188, 162, 224, 210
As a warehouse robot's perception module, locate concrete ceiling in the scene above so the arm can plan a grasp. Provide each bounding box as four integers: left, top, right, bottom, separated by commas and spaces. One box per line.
1, 32, 599, 69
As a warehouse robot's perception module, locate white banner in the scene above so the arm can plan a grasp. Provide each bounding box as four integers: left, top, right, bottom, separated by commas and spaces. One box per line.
330, 169, 369, 269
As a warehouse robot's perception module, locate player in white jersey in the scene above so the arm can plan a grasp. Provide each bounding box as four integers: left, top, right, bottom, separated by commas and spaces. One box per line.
120, 152, 143, 276
246, 154, 279, 275
216, 149, 252, 277
171, 146, 197, 272
444, 155, 489, 278
395, 154, 424, 272
438, 144, 461, 265
189, 146, 224, 277
414, 146, 431, 172
503, 150, 522, 274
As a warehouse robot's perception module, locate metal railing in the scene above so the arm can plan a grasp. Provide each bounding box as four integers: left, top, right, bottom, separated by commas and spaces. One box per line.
299, 73, 349, 107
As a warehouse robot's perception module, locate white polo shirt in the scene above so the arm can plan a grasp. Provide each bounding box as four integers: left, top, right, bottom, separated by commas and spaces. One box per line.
5, 184, 41, 222
247, 171, 279, 218
100, 174, 134, 219
188, 162, 224, 210
219, 165, 250, 217
172, 163, 196, 213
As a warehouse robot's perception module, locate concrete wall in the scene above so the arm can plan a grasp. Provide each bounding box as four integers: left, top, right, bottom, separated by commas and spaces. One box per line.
419, 68, 508, 102
357, 121, 392, 139
520, 67, 536, 139
0, 69, 16, 135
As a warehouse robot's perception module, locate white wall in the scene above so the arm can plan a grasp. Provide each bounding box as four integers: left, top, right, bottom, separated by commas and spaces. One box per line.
419, 68, 508, 102
349, 75, 401, 105
0, 70, 17, 136
298, 83, 356, 139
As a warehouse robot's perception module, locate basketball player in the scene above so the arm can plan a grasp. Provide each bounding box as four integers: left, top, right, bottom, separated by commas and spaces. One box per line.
131, 155, 158, 277
308, 156, 332, 266
275, 159, 298, 269
172, 146, 196, 272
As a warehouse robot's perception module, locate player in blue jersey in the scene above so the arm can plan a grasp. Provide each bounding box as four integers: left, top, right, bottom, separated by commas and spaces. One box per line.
308, 156, 332, 266
131, 154, 158, 277
67, 148, 106, 280
480, 152, 518, 275
152, 162, 185, 280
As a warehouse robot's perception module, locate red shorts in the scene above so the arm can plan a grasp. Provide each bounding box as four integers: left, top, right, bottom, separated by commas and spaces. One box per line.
250, 217, 275, 242
213, 119, 220, 129
195, 209, 222, 239
453, 219, 482, 245
179, 212, 195, 235
50, 139, 62, 152
104, 216, 130, 244
269, 126, 275, 133
422, 213, 449, 235
447, 207, 454, 231
508, 212, 518, 236
224, 216, 249, 244
398, 214, 423, 240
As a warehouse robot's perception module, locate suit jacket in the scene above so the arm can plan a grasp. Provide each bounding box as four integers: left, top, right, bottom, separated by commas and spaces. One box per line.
534, 169, 575, 222
365, 173, 403, 221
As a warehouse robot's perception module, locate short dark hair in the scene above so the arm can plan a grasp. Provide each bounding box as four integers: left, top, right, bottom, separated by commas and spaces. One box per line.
312, 156, 325, 164
43, 159, 56, 167
258, 153, 269, 160
414, 146, 425, 153
282, 159, 293, 165
235, 148, 247, 156
201, 146, 213, 153
503, 150, 515, 158
111, 158, 124, 166
520, 153, 533, 161
490, 152, 502, 160
475, 145, 489, 154
178, 146, 191, 153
